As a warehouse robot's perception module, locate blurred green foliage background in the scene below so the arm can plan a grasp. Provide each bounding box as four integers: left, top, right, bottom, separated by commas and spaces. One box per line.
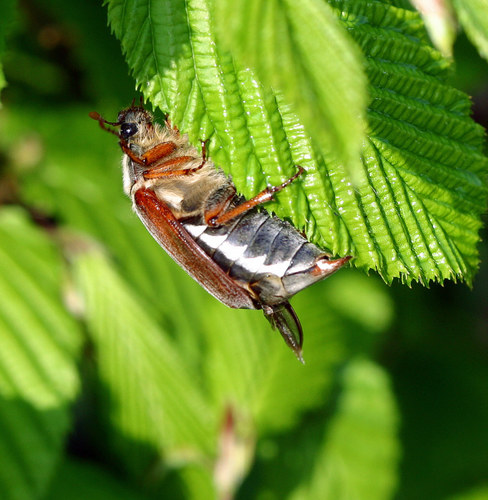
0, 1, 487, 499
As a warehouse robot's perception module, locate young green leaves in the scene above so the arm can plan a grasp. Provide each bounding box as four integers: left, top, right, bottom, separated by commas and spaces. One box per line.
106, 0, 487, 285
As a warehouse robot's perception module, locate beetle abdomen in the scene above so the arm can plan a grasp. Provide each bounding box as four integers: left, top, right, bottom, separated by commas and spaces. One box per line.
182, 208, 326, 303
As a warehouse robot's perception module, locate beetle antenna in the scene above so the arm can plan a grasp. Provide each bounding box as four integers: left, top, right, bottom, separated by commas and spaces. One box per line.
89, 111, 121, 137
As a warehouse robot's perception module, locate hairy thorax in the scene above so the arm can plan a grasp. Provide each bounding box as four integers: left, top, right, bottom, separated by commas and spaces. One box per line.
123, 124, 229, 220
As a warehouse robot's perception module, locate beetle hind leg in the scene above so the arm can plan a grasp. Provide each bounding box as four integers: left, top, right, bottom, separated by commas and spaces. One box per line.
206, 166, 305, 227
262, 302, 304, 363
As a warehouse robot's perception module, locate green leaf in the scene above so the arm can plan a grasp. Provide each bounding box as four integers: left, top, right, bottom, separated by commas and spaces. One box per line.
451, 0, 488, 61
171, 464, 217, 500
199, 296, 342, 433
105, 0, 487, 286
213, 0, 368, 176
13, 107, 209, 360
289, 359, 399, 500
447, 485, 488, 500
245, 358, 399, 500
0, 0, 16, 99
197, 269, 394, 436
0, 207, 82, 500
339, 0, 487, 284
45, 459, 150, 500
409, 0, 456, 57
72, 251, 216, 476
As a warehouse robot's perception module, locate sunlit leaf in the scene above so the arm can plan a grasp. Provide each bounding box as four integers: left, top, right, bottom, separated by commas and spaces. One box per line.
213, 0, 367, 178
106, 0, 487, 285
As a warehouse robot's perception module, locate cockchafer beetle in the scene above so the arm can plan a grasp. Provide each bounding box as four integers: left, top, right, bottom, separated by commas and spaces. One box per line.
90, 102, 351, 362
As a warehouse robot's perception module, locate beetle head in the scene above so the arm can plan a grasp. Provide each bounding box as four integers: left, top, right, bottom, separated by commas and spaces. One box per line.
89, 98, 153, 141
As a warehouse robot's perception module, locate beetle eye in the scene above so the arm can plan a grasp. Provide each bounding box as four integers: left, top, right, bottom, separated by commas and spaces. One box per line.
120, 122, 138, 139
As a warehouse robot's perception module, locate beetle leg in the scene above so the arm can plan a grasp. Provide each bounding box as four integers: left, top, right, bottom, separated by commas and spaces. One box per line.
207, 166, 305, 227
143, 140, 209, 179
119, 141, 145, 165
262, 302, 304, 363
203, 182, 238, 225
200, 139, 209, 161
141, 142, 178, 165
120, 140, 178, 167
143, 156, 207, 179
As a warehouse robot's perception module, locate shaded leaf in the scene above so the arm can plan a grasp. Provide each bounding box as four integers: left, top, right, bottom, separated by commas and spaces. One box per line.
35, 0, 134, 104
46, 459, 150, 500
72, 251, 216, 476
0, 0, 16, 99
0, 207, 82, 500
199, 270, 394, 434
289, 359, 399, 500
447, 485, 488, 500
241, 358, 399, 500
451, 0, 488, 61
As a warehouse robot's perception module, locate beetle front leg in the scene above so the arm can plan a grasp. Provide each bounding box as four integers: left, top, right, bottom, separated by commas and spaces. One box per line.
142, 139, 209, 180
120, 140, 178, 167
206, 166, 305, 227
